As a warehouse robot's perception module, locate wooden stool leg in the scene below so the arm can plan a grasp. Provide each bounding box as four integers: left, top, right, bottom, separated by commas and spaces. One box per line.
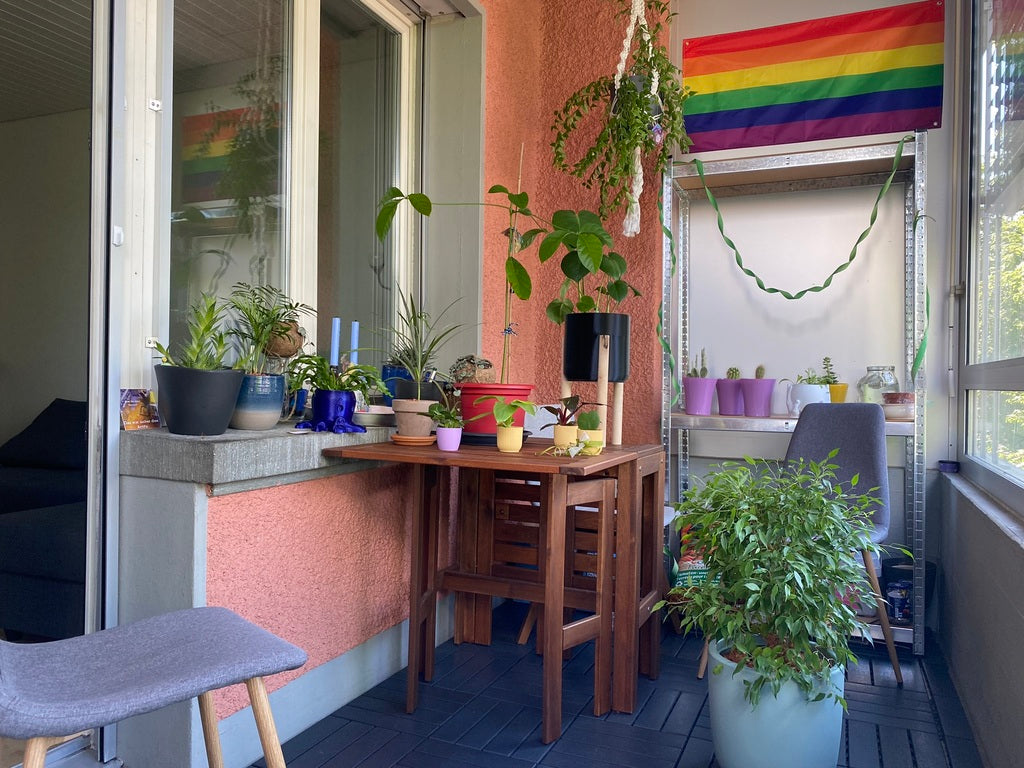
517, 603, 539, 645
863, 548, 903, 685
246, 677, 287, 768
198, 691, 225, 768
23, 737, 50, 768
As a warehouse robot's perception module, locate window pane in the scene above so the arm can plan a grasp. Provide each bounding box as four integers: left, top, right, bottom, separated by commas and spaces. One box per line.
969, 390, 1024, 483
970, 8, 1024, 365
317, 0, 403, 368
169, 0, 288, 349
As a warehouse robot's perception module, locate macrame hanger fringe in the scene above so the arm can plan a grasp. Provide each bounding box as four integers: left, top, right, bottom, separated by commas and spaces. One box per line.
617, 0, 649, 238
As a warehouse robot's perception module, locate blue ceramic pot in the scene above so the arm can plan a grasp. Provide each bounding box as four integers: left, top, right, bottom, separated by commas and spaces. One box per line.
230, 374, 285, 430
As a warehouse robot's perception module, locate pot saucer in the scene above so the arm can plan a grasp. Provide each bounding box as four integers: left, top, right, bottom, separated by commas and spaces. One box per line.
390, 433, 436, 446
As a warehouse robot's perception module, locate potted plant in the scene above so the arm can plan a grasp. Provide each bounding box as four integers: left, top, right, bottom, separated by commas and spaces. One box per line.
660, 453, 882, 768
716, 366, 744, 416
381, 290, 463, 436
227, 282, 314, 430
551, 0, 692, 237
377, 184, 542, 433
539, 395, 598, 449
682, 348, 714, 416
786, 367, 832, 417
287, 354, 386, 433
821, 356, 848, 403
740, 364, 775, 418
575, 409, 605, 455
153, 294, 243, 436
425, 387, 464, 452
471, 395, 537, 453
539, 210, 640, 384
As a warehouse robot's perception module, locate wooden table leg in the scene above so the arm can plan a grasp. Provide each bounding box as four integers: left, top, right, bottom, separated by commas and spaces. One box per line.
638, 454, 666, 680
541, 474, 568, 744
612, 459, 641, 713
423, 465, 441, 681
406, 464, 426, 712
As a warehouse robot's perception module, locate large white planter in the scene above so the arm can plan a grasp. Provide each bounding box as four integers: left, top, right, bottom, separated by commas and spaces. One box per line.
708, 640, 844, 768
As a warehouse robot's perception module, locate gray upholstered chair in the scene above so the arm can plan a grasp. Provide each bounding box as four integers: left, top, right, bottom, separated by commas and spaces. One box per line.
784, 402, 903, 684
0, 606, 307, 767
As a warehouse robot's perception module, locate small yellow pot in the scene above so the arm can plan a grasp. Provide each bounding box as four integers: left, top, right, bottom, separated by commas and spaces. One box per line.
829, 383, 849, 403
496, 426, 524, 453
578, 428, 604, 456
553, 424, 579, 449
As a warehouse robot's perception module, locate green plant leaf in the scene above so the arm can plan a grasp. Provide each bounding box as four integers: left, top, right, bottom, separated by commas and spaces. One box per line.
488, 184, 510, 194
602, 252, 627, 279
507, 191, 528, 208
538, 231, 564, 263
560, 251, 590, 282
576, 295, 597, 312
375, 200, 400, 241
519, 228, 546, 249
551, 209, 580, 231
604, 279, 628, 303
546, 298, 573, 324
407, 193, 432, 216
576, 232, 605, 273
506, 256, 532, 300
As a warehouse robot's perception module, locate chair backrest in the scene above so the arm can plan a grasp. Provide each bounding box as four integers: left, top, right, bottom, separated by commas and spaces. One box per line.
784, 402, 890, 542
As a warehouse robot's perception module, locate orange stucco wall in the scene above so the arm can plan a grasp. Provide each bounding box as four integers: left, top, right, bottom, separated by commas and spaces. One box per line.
481, 0, 668, 446
206, 466, 455, 715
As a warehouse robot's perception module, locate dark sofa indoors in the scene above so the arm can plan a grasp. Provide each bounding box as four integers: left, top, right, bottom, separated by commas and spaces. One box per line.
0, 398, 88, 639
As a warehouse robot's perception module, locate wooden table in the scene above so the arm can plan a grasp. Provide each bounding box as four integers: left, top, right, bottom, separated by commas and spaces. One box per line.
324, 438, 666, 742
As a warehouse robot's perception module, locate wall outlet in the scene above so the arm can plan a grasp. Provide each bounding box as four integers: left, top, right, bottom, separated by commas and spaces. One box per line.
145, 337, 159, 349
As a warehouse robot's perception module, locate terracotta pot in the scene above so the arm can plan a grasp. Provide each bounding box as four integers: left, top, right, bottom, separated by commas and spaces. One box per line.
392, 398, 435, 436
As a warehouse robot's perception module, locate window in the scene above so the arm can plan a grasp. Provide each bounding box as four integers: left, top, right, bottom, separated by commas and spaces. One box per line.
963, 0, 1024, 504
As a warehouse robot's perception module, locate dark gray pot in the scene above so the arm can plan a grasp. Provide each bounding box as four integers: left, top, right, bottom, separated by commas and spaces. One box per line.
154, 365, 244, 436
562, 312, 631, 383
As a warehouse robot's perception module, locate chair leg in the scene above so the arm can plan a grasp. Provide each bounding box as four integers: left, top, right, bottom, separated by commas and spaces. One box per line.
22, 737, 50, 768
246, 676, 287, 768
517, 603, 538, 645
863, 548, 903, 685
198, 691, 225, 768
697, 639, 709, 679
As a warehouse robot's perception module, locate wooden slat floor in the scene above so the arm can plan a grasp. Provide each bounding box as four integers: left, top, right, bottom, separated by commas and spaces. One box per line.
253, 601, 982, 768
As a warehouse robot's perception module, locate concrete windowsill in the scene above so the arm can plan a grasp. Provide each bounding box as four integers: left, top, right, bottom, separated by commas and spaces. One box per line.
119, 423, 392, 493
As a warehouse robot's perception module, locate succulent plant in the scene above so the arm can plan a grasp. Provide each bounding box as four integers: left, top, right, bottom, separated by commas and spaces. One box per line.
755, 364, 766, 379
821, 356, 839, 385
726, 367, 741, 380
687, 348, 709, 378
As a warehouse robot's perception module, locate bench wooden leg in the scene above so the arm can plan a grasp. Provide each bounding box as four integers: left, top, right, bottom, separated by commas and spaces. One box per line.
246, 676, 286, 768
22, 737, 50, 768
198, 691, 225, 768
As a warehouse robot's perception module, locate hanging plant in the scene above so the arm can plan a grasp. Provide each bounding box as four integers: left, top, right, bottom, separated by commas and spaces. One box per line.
551, 0, 692, 237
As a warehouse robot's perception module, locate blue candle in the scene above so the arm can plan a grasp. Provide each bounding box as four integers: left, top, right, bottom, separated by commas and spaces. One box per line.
329, 317, 341, 367
350, 321, 360, 365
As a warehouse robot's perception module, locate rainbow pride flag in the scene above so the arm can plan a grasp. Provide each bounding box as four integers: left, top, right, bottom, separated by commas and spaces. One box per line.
180, 108, 244, 203
682, 1, 944, 152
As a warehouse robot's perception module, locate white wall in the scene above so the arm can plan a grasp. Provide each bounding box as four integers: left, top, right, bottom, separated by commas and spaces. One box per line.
0, 110, 91, 442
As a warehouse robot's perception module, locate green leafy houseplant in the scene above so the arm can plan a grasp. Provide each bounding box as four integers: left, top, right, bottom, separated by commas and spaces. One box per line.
383, 290, 463, 401
551, 0, 691, 235
286, 354, 386, 401
795, 367, 831, 386
576, 410, 601, 431
376, 186, 545, 384
155, 294, 232, 370
423, 387, 464, 428
539, 395, 597, 429
471, 396, 537, 429
660, 453, 881, 707
538, 210, 640, 324
228, 282, 313, 374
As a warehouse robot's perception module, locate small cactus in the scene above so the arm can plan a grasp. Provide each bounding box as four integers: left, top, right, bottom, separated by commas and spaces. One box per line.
687, 348, 708, 378
755, 364, 766, 379
726, 367, 741, 379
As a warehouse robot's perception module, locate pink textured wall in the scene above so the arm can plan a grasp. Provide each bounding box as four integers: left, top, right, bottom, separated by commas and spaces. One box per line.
206, 467, 455, 716
481, 0, 668, 445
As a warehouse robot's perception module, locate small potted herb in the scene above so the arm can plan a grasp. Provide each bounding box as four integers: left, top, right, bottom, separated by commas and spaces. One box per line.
821, 356, 848, 403
287, 354, 386, 433
425, 388, 464, 452
471, 395, 537, 453
575, 409, 604, 455
787, 367, 832, 416
539, 395, 598, 449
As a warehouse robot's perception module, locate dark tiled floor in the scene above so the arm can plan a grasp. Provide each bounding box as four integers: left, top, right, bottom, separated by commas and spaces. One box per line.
256, 602, 982, 768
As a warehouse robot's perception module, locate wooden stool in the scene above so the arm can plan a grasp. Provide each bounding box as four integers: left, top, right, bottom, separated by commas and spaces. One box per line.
0, 607, 306, 768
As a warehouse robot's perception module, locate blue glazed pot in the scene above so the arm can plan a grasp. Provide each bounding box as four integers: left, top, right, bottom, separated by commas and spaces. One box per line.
381, 364, 414, 405
230, 374, 285, 430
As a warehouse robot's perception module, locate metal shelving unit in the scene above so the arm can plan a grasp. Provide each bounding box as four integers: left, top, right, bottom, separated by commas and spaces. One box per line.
660, 135, 928, 655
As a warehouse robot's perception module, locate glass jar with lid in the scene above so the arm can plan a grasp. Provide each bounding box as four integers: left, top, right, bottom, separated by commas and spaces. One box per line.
857, 365, 900, 404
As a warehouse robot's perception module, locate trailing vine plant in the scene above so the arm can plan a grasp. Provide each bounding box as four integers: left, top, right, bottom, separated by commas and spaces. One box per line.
551, 0, 692, 237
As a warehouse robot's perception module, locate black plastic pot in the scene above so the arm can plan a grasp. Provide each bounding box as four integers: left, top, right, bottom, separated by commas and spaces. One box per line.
562, 312, 631, 383
154, 365, 244, 436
